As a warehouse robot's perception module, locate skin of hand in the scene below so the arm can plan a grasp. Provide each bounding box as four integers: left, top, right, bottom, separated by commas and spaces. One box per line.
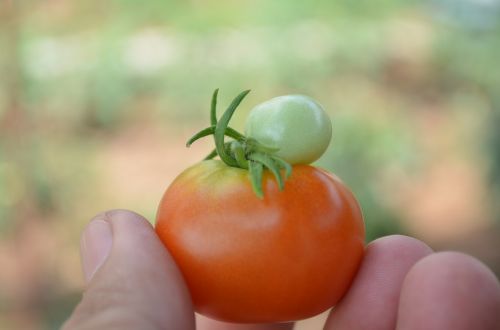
63, 210, 500, 330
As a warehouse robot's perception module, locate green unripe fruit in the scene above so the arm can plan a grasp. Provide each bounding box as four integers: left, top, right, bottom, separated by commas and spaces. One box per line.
245, 95, 332, 164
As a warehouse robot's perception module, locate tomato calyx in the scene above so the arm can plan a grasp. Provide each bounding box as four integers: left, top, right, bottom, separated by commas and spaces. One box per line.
187, 89, 293, 198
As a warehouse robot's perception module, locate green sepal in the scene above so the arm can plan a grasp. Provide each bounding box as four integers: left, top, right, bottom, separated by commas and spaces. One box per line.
249, 160, 264, 199
210, 88, 219, 126
186, 126, 245, 147
245, 137, 280, 154
204, 148, 218, 160
271, 156, 292, 179
204, 141, 235, 160
188, 88, 294, 198
230, 140, 249, 169
214, 90, 251, 167
248, 153, 284, 191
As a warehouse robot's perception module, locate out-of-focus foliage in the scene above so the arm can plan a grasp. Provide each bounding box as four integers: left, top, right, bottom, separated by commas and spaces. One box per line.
1, 0, 500, 328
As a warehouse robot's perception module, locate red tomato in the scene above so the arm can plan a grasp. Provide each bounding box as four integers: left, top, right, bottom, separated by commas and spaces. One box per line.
155, 159, 365, 323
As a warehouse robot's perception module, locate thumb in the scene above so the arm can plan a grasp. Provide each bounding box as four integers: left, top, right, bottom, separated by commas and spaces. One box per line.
63, 210, 195, 330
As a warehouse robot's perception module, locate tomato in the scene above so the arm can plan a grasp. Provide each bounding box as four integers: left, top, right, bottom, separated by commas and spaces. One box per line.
245, 95, 332, 165
156, 89, 364, 323
155, 160, 365, 323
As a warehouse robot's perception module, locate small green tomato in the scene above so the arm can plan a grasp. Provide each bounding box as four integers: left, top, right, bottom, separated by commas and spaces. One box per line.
245, 95, 332, 165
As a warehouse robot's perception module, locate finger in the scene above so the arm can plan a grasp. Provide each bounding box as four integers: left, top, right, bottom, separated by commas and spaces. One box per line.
63, 209, 195, 330
397, 252, 500, 330
196, 314, 294, 330
324, 235, 433, 330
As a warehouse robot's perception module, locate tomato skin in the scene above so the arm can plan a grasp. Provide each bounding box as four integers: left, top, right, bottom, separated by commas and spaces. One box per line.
155, 160, 365, 323
245, 95, 332, 165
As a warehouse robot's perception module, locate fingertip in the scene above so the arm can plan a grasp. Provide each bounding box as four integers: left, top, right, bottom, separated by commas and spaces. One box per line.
368, 235, 434, 260
81, 209, 156, 284
397, 252, 500, 330
67, 209, 195, 330
405, 251, 499, 286
97, 209, 152, 228
325, 235, 432, 330
80, 219, 113, 283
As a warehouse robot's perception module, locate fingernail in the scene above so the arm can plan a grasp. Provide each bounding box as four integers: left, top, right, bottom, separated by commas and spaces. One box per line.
81, 219, 113, 283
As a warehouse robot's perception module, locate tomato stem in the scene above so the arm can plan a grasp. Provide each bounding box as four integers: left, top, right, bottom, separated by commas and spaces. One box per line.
186, 89, 293, 198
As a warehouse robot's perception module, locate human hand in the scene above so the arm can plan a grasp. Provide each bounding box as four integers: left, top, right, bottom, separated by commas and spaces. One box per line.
63, 210, 500, 330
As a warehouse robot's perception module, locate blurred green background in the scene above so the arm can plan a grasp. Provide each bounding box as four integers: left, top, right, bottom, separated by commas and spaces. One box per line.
1, 0, 500, 328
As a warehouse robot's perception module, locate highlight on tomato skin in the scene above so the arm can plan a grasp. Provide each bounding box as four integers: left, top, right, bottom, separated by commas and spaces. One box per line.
156, 161, 365, 323
155, 89, 366, 323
